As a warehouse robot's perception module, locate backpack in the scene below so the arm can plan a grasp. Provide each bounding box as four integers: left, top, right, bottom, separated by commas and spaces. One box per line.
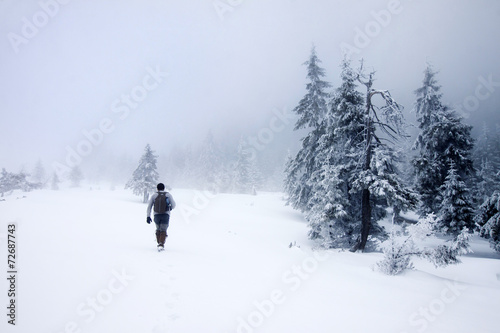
154, 192, 171, 214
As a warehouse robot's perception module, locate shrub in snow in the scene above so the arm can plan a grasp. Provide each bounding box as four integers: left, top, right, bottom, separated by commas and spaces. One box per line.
475, 191, 500, 253
423, 229, 472, 267
376, 214, 472, 275
376, 231, 415, 275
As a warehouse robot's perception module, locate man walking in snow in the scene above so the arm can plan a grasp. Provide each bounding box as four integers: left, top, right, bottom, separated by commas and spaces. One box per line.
147, 183, 176, 251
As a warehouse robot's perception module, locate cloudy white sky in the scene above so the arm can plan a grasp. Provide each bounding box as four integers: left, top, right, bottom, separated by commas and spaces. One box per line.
1, 0, 499, 173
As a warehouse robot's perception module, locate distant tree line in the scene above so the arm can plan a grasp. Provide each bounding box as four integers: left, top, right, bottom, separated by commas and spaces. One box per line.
124, 136, 282, 202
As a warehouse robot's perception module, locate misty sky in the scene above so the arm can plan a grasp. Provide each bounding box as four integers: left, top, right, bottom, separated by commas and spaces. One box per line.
1, 0, 499, 173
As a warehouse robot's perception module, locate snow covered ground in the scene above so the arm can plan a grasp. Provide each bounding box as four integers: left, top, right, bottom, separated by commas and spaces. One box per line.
1, 186, 499, 333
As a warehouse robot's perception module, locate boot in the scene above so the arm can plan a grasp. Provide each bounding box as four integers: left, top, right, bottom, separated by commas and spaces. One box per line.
155, 231, 161, 245
159, 231, 167, 247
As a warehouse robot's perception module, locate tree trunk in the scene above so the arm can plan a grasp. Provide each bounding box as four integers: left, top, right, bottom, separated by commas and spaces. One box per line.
359, 188, 371, 251
354, 73, 374, 252
143, 189, 149, 203
359, 119, 372, 252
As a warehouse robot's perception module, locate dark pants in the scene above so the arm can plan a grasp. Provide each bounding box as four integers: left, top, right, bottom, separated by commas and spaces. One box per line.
154, 214, 170, 232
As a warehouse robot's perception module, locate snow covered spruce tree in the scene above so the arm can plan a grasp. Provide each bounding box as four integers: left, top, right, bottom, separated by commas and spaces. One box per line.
125, 144, 159, 203
284, 45, 330, 212
436, 162, 474, 235
475, 191, 500, 253
412, 66, 474, 215
306, 58, 365, 248
349, 62, 417, 252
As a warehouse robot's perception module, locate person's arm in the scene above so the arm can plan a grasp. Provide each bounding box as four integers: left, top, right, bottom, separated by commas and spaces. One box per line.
167, 192, 176, 210
147, 193, 156, 217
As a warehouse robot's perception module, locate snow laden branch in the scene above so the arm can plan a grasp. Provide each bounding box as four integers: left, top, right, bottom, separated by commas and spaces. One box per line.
368, 89, 407, 142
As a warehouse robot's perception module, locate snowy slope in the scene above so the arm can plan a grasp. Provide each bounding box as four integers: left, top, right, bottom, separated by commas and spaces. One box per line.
1, 187, 499, 333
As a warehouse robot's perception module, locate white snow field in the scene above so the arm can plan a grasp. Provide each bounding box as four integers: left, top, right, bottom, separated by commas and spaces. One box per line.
1, 187, 499, 333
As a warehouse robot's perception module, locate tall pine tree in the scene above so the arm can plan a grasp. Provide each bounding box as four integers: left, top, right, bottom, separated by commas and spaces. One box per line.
285, 45, 331, 212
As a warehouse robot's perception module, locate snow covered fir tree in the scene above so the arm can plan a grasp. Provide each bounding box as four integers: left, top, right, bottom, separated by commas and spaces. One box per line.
284, 45, 330, 213
125, 144, 160, 203
412, 66, 475, 216
304, 58, 366, 249
436, 162, 475, 235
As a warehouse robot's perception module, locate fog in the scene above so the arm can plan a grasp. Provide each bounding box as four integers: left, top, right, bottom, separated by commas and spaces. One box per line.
1, 0, 499, 184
